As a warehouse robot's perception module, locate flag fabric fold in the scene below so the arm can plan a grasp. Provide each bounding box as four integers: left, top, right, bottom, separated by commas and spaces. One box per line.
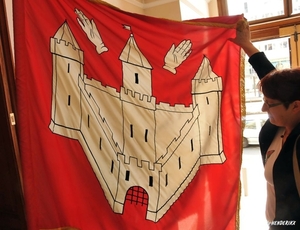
13, 0, 244, 229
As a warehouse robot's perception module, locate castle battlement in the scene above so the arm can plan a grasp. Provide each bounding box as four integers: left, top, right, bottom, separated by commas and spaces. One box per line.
156, 102, 193, 112
52, 37, 79, 50
83, 75, 120, 98
117, 154, 162, 172
192, 77, 222, 94
195, 77, 221, 84
120, 87, 156, 109
50, 38, 84, 64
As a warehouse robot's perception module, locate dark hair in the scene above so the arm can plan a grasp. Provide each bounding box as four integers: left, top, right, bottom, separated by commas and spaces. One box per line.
260, 68, 300, 108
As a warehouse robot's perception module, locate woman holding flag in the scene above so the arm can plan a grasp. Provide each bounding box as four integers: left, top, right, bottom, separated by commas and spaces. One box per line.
231, 19, 300, 229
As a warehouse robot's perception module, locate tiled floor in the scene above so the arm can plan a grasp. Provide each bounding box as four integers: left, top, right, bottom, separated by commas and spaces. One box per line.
239, 146, 269, 230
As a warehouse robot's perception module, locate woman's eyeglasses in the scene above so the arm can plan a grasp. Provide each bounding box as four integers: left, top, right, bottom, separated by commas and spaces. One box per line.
262, 98, 284, 108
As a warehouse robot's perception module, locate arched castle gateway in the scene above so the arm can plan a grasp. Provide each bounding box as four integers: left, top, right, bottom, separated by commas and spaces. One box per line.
49, 21, 226, 222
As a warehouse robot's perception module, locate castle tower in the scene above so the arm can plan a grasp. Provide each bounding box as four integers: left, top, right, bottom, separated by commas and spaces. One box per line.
119, 33, 152, 95
191, 56, 224, 161
50, 22, 83, 131
119, 32, 157, 164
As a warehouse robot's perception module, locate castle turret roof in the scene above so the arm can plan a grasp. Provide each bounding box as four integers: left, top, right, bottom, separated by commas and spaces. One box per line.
194, 56, 218, 80
54, 22, 80, 49
119, 34, 152, 69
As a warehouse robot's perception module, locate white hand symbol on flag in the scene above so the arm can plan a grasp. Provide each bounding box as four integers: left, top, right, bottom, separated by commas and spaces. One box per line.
75, 9, 108, 54
163, 40, 192, 74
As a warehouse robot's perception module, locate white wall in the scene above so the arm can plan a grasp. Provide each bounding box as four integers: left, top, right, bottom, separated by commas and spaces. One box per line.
104, 0, 217, 20
103, 0, 144, 14
180, 0, 210, 20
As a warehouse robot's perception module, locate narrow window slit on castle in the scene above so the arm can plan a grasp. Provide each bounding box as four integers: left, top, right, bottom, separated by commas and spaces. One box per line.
209, 125, 212, 136
110, 160, 114, 173
165, 174, 168, 186
206, 96, 209, 105
87, 115, 90, 128
67, 63, 70, 73
190, 139, 194, 152
149, 176, 153, 187
178, 157, 181, 169
99, 137, 102, 150
125, 170, 130, 181
67, 95, 71, 106
130, 124, 133, 138
135, 73, 139, 84
145, 129, 148, 142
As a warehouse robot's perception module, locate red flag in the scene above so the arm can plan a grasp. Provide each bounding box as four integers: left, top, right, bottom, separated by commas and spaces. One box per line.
13, 0, 243, 229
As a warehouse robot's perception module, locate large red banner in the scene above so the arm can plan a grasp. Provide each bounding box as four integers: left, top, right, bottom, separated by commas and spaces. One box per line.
13, 0, 243, 229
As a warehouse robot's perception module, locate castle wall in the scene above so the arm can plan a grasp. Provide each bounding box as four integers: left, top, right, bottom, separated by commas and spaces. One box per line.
122, 98, 156, 163
84, 76, 124, 149
154, 120, 202, 221
155, 106, 199, 163
78, 84, 123, 207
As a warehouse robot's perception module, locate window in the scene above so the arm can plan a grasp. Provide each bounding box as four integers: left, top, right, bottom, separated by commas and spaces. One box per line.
145, 129, 148, 142
292, 0, 300, 14
111, 160, 114, 173
244, 37, 290, 104
149, 176, 153, 187
227, 0, 285, 22
190, 139, 194, 152
218, 0, 297, 113
130, 124, 133, 138
68, 95, 71, 106
206, 96, 209, 105
218, 0, 300, 41
165, 174, 168, 186
99, 137, 102, 150
245, 120, 256, 130
125, 170, 130, 181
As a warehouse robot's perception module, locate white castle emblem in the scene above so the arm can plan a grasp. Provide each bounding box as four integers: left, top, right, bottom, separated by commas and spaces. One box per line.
49, 16, 226, 222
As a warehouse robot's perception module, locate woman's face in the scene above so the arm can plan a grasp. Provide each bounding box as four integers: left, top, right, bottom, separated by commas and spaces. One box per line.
261, 96, 291, 127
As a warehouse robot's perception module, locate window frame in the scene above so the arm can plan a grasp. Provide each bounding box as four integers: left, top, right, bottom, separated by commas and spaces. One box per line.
218, 0, 300, 41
